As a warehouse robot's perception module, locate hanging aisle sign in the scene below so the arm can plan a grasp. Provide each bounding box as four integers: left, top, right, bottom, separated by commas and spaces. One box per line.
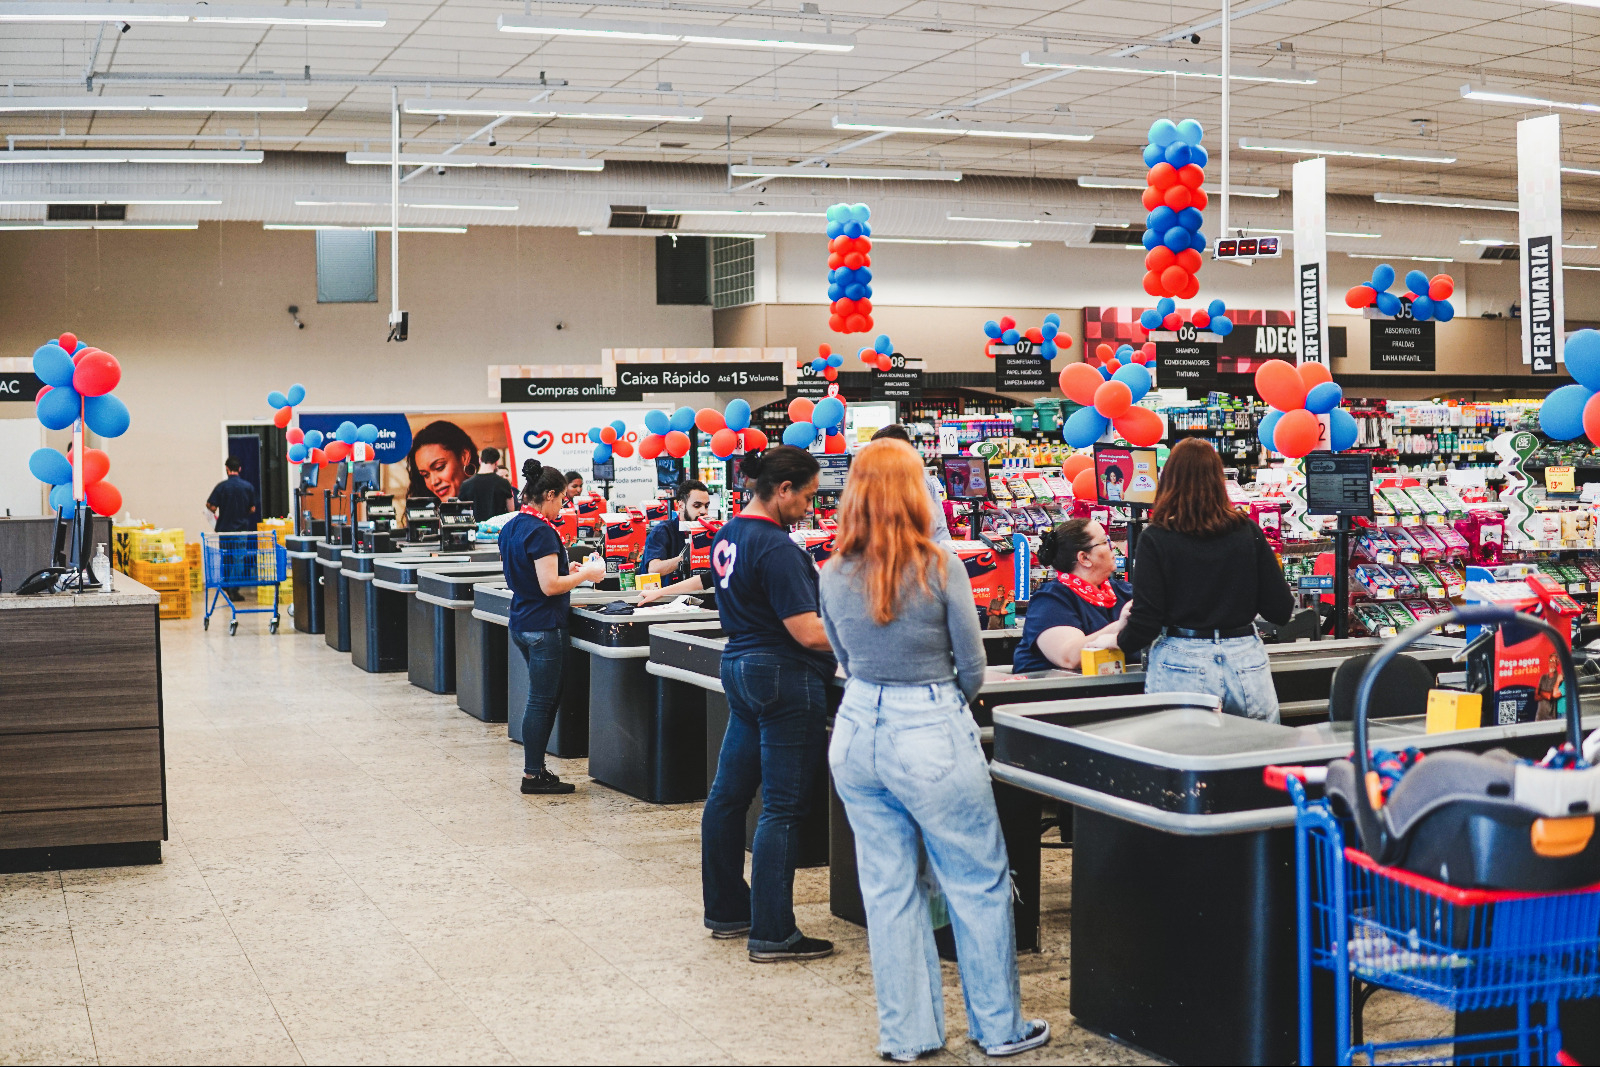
1293, 157, 1329, 367
872, 353, 923, 399
1519, 114, 1563, 375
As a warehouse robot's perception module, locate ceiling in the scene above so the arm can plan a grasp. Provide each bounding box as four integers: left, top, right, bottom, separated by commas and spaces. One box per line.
3, 0, 1600, 207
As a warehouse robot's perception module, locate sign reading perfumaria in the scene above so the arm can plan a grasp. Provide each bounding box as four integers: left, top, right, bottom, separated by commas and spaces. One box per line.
1518, 114, 1563, 375
1526, 235, 1557, 374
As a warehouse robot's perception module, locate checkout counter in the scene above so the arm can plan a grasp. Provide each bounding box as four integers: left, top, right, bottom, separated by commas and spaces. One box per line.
346, 548, 494, 674
286, 534, 322, 635
316, 540, 351, 653
409, 561, 505, 694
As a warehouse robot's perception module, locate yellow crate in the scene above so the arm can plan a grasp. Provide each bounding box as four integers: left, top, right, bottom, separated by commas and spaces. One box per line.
112, 523, 153, 571
130, 559, 190, 590
131, 528, 185, 564
257, 580, 292, 606
157, 585, 190, 620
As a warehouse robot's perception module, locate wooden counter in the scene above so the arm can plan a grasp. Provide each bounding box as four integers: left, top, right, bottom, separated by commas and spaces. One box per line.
0, 574, 166, 871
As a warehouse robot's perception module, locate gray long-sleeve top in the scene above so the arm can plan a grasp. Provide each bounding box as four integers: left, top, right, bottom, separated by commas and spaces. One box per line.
819, 550, 987, 706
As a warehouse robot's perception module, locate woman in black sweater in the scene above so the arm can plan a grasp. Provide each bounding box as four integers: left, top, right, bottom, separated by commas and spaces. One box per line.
1088, 438, 1295, 721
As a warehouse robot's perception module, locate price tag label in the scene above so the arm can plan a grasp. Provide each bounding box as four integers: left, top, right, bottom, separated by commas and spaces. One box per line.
1547, 465, 1577, 495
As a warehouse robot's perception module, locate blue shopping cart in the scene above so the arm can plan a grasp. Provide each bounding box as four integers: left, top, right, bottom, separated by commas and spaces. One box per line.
202, 531, 288, 635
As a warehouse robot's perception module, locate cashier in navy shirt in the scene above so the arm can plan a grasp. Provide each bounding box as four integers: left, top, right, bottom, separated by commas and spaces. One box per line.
1012, 518, 1132, 674
639, 479, 713, 588
700, 445, 838, 963
500, 459, 606, 796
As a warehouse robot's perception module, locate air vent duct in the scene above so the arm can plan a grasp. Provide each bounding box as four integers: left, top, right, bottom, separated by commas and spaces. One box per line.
1480, 245, 1519, 260
47, 204, 126, 220
608, 205, 679, 230
1090, 226, 1143, 245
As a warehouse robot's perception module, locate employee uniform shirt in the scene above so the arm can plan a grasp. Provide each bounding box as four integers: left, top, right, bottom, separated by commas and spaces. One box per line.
640, 510, 689, 580
1013, 576, 1132, 674
207, 474, 257, 533
712, 514, 834, 678
459, 471, 515, 522
500, 511, 569, 632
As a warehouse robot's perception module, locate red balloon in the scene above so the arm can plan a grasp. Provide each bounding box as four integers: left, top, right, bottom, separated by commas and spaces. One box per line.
639, 435, 664, 460
80, 447, 109, 486
1141, 186, 1162, 211
824, 433, 847, 455
1063, 453, 1093, 479
1273, 409, 1322, 459
1429, 275, 1455, 301
1192, 310, 1211, 329
1345, 285, 1376, 309
1142, 270, 1163, 297
876, 354, 892, 371
829, 314, 847, 332
709, 428, 740, 458
58, 332, 78, 354
842, 252, 864, 271
1178, 164, 1205, 190
1060, 363, 1104, 406
274, 407, 292, 429
741, 427, 768, 452
828, 252, 845, 270
664, 430, 691, 459
1176, 249, 1202, 274
1148, 162, 1178, 190
856, 298, 873, 315
1179, 274, 1200, 300
1582, 394, 1600, 446
1093, 343, 1113, 363
817, 343, 832, 358
788, 397, 815, 423
1145, 246, 1176, 273
1140, 342, 1157, 363
1255, 359, 1308, 411
834, 297, 856, 316
999, 316, 1016, 331
1160, 265, 1188, 295
600, 426, 618, 444
324, 440, 351, 462
694, 408, 725, 433
855, 237, 872, 255
862, 315, 874, 331
286, 427, 304, 444
1162, 312, 1184, 332
823, 366, 838, 381
1190, 188, 1208, 211
1105, 359, 1122, 374
830, 235, 850, 253
1094, 380, 1133, 418
612, 439, 634, 459
846, 314, 868, 333
1116, 405, 1164, 447
1298, 361, 1333, 390
860, 349, 876, 364
1163, 185, 1192, 212
85, 480, 121, 518
1025, 327, 1044, 344
72, 349, 120, 397
1072, 467, 1097, 501
308, 447, 325, 464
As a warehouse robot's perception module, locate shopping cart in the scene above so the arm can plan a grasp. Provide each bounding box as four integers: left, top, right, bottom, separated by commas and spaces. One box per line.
202, 531, 287, 635
1269, 604, 1600, 1065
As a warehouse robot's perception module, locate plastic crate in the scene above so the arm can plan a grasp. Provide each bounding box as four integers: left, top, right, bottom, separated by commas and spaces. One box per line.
112, 523, 153, 571
257, 579, 291, 606
129, 559, 190, 590
156, 585, 190, 619
131, 528, 186, 564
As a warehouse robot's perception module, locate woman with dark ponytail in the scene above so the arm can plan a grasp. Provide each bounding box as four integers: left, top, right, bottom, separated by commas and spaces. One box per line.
700, 445, 839, 963
499, 459, 606, 794
1011, 518, 1132, 673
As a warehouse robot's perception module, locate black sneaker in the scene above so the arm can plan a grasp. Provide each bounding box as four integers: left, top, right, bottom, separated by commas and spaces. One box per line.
749, 935, 833, 963
710, 924, 750, 940
520, 770, 575, 795
983, 1020, 1050, 1057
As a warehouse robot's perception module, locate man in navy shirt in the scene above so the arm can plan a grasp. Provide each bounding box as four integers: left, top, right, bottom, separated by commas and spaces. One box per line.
206, 457, 258, 532
639, 479, 711, 585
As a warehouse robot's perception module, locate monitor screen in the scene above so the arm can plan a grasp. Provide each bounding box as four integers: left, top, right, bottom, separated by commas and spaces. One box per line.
942, 457, 989, 502
299, 462, 319, 489
592, 458, 615, 482
333, 464, 349, 492
815, 453, 851, 493
1093, 444, 1159, 505
349, 460, 379, 492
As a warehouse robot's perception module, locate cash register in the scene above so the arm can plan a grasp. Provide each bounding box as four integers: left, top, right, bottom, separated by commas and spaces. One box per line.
438, 499, 476, 550
404, 497, 441, 544
296, 461, 326, 537
325, 465, 354, 546
351, 462, 397, 552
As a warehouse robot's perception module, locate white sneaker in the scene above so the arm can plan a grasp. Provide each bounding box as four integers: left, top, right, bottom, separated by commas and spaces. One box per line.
984, 1020, 1050, 1058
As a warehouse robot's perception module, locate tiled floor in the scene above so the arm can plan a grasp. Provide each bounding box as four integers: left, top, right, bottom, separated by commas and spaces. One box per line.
0, 613, 1446, 1065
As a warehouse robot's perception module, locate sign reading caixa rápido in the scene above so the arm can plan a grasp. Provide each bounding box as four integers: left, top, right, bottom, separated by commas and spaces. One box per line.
1370, 313, 1436, 371
1154, 339, 1219, 388
615, 362, 784, 392
1526, 234, 1558, 374
500, 378, 637, 403
0, 371, 43, 399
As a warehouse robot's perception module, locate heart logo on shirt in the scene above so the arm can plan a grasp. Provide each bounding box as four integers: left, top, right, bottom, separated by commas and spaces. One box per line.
522, 429, 555, 455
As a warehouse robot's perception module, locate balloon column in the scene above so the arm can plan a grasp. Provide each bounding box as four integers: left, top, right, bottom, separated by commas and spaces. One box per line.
1252, 359, 1359, 459
1536, 330, 1600, 445
638, 402, 770, 462
1088, 341, 1156, 371
266, 384, 306, 429
808, 344, 845, 382
1139, 297, 1235, 339
318, 421, 380, 464
1344, 264, 1456, 322
640, 406, 696, 461
1141, 118, 1210, 300
857, 333, 897, 372
1058, 360, 1163, 448
782, 394, 849, 454
825, 203, 874, 335
587, 420, 634, 464
29, 332, 128, 517
981, 314, 1072, 362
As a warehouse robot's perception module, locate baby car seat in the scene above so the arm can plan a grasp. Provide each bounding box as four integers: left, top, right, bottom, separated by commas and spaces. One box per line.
1324, 604, 1600, 891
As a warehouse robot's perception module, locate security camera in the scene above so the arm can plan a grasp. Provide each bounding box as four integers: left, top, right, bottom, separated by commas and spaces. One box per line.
554, 321, 566, 331
488, 137, 497, 147
1189, 32, 1201, 44
287, 305, 304, 330
118, 20, 130, 32
434, 166, 446, 175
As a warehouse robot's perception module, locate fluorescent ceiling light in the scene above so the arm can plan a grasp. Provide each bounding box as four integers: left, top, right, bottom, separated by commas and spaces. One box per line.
1563, 164, 1600, 177
0, 95, 306, 113
1075, 175, 1279, 197
1243, 226, 1381, 238
873, 237, 1030, 247
1374, 192, 1516, 212
0, 220, 198, 230
496, 14, 853, 51
344, 152, 603, 171
1566, 265, 1600, 271
1020, 51, 1316, 85
830, 115, 1092, 141
1239, 138, 1456, 164
263, 224, 467, 234
1346, 252, 1454, 262
947, 213, 1128, 227
578, 229, 767, 238
294, 196, 518, 211
1461, 238, 1514, 246
0, 149, 262, 164
1566, 243, 1599, 249
729, 165, 961, 181
0, 3, 385, 24
1461, 84, 1600, 114
647, 206, 825, 217
403, 99, 703, 123
0, 195, 219, 204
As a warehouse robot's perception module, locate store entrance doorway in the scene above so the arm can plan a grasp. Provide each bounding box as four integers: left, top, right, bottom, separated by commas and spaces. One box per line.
225, 423, 289, 520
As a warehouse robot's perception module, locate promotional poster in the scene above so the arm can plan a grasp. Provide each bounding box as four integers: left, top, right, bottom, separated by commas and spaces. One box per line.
1492, 625, 1565, 726
1094, 446, 1158, 506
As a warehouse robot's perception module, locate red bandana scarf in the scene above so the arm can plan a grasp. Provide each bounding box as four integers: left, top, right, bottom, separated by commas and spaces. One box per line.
1060, 572, 1117, 608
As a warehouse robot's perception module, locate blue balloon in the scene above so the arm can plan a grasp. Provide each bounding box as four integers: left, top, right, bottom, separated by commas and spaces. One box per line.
826, 354, 843, 368
1163, 226, 1191, 252
826, 204, 846, 223
1041, 342, 1058, 359
983, 320, 1002, 339
813, 397, 845, 431
609, 419, 626, 437
845, 284, 868, 301
1258, 408, 1283, 453
1112, 363, 1152, 403
826, 222, 843, 239
1148, 119, 1179, 147
1157, 298, 1176, 316
1371, 264, 1396, 291
810, 359, 826, 374
1405, 270, 1430, 297
1190, 230, 1207, 253
1177, 118, 1204, 145
1063, 406, 1111, 449
874, 334, 894, 355
1542, 383, 1594, 439
593, 444, 613, 463
644, 409, 670, 436
49, 483, 74, 513
1210, 315, 1233, 337
36, 384, 80, 430
782, 421, 817, 448
1142, 228, 1161, 251
304, 429, 325, 449
1116, 345, 1134, 359
1044, 313, 1061, 326
1143, 142, 1164, 168
1191, 144, 1209, 168
1041, 321, 1059, 340
1375, 292, 1401, 317
28, 447, 71, 486
1139, 309, 1162, 330
1304, 381, 1344, 415
828, 284, 844, 301
856, 267, 873, 285
1410, 296, 1434, 321
1329, 408, 1359, 453
844, 221, 863, 239
1207, 299, 1226, 317
83, 392, 129, 437
288, 443, 308, 463
1434, 300, 1455, 323
1566, 329, 1600, 391
335, 420, 359, 444
724, 399, 752, 432
357, 423, 379, 444
587, 427, 604, 444
669, 406, 696, 433
1177, 207, 1204, 231
286, 383, 306, 407
1002, 329, 1021, 345
1148, 206, 1177, 232
850, 203, 871, 223
267, 390, 289, 410
1098, 364, 1113, 380
33, 343, 74, 388
1164, 142, 1192, 169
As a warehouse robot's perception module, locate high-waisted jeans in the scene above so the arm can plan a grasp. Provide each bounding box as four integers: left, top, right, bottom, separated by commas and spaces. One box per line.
511, 626, 565, 774
1143, 631, 1279, 722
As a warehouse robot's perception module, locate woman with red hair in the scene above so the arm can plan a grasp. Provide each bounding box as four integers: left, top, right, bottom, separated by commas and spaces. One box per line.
820, 439, 1049, 1062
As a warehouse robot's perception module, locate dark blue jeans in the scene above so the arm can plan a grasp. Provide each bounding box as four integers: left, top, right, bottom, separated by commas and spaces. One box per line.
512, 627, 565, 776
703, 652, 828, 950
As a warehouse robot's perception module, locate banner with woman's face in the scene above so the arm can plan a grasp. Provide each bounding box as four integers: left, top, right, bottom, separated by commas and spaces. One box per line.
297, 411, 510, 506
